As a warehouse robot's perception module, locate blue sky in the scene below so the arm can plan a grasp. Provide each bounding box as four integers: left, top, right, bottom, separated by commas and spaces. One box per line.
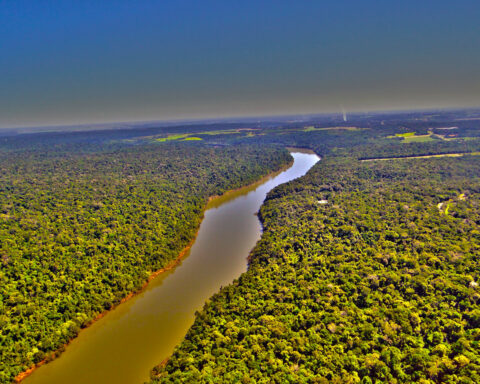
1, 1, 479, 127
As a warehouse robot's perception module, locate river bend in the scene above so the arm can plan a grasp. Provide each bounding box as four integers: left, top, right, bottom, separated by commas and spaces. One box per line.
24, 150, 320, 384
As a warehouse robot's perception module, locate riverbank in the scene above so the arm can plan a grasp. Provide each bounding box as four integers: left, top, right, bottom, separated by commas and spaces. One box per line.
206, 159, 294, 209
15, 229, 200, 383
285, 147, 318, 155
149, 151, 320, 383
15, 153, 293, 383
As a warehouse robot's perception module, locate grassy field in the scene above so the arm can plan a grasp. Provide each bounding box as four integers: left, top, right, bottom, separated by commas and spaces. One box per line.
303, 126, 365, 132
387, 132, 436, 143
402, 135, 435, 143
155, 134, 190, 142
394, 132, 416, 137
154, 129, 249, 143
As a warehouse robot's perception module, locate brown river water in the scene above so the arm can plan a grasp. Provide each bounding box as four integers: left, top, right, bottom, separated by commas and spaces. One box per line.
23, 150, 320, 384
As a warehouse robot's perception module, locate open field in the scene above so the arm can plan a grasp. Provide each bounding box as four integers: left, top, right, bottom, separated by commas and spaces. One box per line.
304, 126, 366, 132
387, 132, 436, 143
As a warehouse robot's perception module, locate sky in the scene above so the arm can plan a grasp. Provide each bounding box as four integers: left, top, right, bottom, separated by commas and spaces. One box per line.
1, 1, 480, 128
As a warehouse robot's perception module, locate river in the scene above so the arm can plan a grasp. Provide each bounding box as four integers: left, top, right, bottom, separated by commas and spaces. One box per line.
23, 150, 320, 384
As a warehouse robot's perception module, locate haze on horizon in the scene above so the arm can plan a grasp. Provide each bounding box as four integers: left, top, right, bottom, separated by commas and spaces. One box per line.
1, 0, 479, 129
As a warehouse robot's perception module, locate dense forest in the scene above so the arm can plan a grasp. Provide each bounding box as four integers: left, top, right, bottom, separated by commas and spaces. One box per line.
2, 109, 480, 383
0, 142, 290, 382
153, 118, 480, 383
154, 154, 480, 383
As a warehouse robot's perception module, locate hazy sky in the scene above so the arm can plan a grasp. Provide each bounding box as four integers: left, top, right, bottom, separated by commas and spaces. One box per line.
1, 1, 480, 128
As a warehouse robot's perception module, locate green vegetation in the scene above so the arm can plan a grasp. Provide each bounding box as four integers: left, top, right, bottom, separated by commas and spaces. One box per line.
0, 143, 290, 382
155, 154, 480, 384
387, 132, 435, 143
153, 118, 480, 384
444, 202, 451, 215
153, 129, 248, 143
192, 129, 246, 136
402, 135, 435, 143
155, 134, 190, 142
395, 132, 416, 137
304, 126, 366, 133
3, 109, 480, 383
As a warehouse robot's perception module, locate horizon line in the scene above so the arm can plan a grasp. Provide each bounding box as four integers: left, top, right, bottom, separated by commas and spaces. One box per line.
2, 105, 479, 133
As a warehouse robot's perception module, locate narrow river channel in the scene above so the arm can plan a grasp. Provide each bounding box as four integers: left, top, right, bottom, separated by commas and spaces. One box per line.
24, 150, 320, 384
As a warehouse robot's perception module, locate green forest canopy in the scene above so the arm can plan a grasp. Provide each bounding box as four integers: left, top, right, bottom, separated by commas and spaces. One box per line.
153, 116, 480, 384
0, 142, 290, 382
1, 109, 480, 383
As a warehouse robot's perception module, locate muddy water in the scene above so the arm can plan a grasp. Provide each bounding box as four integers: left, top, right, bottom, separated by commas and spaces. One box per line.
24, 151, 320, 384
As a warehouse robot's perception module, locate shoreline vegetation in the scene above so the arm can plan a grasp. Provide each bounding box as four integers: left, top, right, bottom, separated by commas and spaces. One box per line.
4, 109, 480, 384
14, 233, 198, 383
14, 149, 293, 383
150, 117, 480, 383
284, 147, 318, 155
206, 158, 295, 209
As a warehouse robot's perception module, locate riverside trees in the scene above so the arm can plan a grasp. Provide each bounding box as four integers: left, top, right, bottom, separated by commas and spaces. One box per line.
0, 141, 290, 382
154, 133, 480, 383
